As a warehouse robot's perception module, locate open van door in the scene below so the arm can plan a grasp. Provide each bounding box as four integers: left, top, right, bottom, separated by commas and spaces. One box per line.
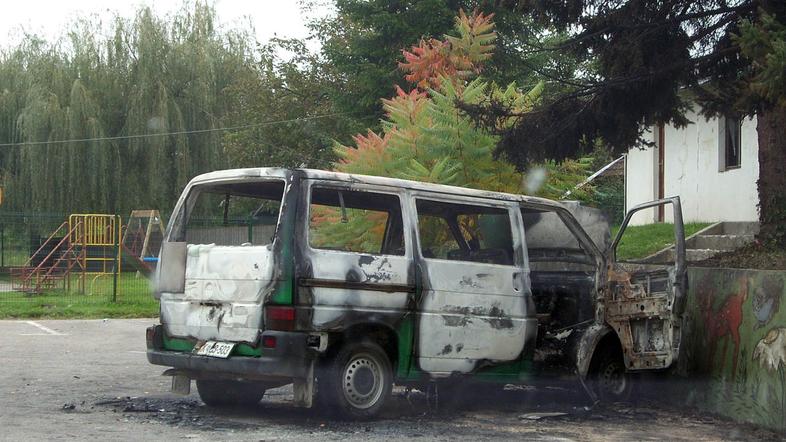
605, 197, 686, 370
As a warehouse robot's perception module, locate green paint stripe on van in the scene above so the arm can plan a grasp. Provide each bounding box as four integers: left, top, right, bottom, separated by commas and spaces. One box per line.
163, 334, 193, 352
474, 358, 535, 382
234, 343, 264, 357
396, 316, 416, 378
270, 194, 295, 305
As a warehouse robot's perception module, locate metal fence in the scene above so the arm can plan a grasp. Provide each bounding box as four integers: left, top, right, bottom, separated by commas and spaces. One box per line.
0, 211, 157, 317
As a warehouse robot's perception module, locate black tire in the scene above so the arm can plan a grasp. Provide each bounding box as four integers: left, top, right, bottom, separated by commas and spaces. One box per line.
317, 340, 393, 419
196, 379, 266, 407
590, 347, 635, 402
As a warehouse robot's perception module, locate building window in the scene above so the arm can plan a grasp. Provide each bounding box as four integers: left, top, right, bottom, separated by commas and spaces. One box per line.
722, 116, 741, 170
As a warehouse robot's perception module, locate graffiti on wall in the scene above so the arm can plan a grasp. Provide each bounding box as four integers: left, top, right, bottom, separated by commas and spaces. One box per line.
681, 268, 786, 431
698, 274, 748, 379
752, 279, 783, 328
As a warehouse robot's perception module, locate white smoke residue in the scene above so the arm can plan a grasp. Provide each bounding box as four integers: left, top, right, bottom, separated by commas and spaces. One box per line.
524, 167, 548, 195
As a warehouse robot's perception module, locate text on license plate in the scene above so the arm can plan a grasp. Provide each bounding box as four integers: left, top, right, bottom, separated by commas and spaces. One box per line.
195, 341, 235, 358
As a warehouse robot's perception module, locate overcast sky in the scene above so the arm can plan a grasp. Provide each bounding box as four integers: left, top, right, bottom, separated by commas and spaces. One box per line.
0, 0, 329, 50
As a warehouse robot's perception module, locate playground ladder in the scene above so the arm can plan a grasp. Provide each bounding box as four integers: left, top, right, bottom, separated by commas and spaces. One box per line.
11, 221, 86, 293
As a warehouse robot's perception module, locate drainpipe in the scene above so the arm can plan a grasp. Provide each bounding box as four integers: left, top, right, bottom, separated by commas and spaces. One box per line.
561, 155, 626, 200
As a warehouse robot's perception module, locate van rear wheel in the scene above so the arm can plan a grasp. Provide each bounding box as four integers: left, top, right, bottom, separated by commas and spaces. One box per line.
318, 340, 392, 419
196, 379, 266, 407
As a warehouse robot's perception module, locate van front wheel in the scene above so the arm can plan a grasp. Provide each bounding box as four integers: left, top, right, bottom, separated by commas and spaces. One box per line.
196, 379, 266, 407
590, 348, 634, 402
319, 340, 392, 419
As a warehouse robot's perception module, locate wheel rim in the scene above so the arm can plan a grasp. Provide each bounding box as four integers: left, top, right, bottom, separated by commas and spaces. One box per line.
342, 352, 385, 409
599, 360, 627, 397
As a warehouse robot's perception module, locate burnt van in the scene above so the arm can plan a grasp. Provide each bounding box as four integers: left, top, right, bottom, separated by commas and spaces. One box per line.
146, 168, 686, 418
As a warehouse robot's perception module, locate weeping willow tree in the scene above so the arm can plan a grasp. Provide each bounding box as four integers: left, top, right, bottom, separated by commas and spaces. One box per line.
0, 2, 258, 215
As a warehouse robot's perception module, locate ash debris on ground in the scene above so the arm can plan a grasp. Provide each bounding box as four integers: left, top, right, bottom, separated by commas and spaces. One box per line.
83, 384, 784, 441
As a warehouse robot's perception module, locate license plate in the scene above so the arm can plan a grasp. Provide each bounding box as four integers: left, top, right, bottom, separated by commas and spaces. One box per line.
195, 341, 235, 358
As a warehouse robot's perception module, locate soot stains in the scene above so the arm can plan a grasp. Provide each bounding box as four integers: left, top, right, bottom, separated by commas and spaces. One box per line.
345, 269, 363, 283
358, 256, 395, 283
358, 255, 375, 266
482, 306, 514, 329
442, 315, 472, 327
459, 277, 481, 288
441, 305, 515, 330
438, 344, 453, 355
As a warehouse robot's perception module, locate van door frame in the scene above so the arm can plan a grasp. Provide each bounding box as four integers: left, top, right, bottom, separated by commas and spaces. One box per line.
293, 178, 417, 354
409, 191, 534, 375
606, 196, 686, 371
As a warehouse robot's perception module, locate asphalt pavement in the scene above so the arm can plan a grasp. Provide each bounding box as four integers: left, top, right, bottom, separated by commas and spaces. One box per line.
0, 319, 780, 441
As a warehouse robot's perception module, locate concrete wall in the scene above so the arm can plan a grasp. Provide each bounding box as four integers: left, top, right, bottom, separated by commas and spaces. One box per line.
677, 267, 786, 431
625, 110, 759, 225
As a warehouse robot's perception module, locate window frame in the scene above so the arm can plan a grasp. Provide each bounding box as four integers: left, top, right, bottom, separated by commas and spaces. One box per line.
411, 193, 522, 268
305, 182, 409, 257
520, 206, 598, 268
171, 178, 287, 245
719, 115, 742, 171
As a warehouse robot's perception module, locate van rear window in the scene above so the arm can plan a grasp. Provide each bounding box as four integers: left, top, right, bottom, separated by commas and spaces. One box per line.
176, 180, 285, 246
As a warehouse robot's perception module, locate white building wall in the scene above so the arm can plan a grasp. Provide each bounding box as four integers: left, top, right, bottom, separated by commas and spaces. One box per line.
625, 109, 759, 225
625, 128, 659, 225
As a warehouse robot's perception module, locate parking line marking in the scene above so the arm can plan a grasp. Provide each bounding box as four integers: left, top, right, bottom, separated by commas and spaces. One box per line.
128, 351, 147, 354
21, 321, 66, 336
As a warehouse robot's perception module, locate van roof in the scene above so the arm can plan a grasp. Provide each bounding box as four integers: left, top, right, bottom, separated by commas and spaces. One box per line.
189, 167, 565, 210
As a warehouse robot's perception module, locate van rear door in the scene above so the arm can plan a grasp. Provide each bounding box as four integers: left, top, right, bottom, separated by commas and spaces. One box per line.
157, 177, 287, 344
605, 197, 686, 370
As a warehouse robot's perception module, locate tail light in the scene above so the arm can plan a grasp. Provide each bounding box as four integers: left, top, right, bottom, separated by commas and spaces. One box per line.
146, 325, 163, 349
265, 305, 296, 331
262, 336, 277, 348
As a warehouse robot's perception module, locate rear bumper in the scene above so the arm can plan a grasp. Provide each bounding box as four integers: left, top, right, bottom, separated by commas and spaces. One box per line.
146, 325, 313, 380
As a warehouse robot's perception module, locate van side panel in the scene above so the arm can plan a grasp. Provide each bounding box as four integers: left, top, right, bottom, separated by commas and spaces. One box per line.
293, 179, 415, 335
417, 260, 534, 374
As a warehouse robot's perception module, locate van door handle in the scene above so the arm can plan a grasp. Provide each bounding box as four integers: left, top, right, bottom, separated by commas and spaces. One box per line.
512, 272, 521, 292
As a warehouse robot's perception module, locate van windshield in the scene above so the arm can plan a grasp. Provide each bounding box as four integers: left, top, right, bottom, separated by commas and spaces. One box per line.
172, 180, 285, 246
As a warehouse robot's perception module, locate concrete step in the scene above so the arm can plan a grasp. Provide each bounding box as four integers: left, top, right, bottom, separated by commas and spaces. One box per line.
717, 222, 759, 235
640, 221, 759, 264
686, 248, 723, 262
687, 234, 755, 251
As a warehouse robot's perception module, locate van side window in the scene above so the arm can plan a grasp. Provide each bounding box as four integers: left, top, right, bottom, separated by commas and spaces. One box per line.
417, 215, 461, 259
416, 199, 514, 266
309, 187, 405, 256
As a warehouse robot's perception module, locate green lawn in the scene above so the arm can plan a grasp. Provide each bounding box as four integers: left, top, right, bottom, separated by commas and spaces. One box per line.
612, 222, 711, 260
0, 272, 158, 319
0, 295, 158, 319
